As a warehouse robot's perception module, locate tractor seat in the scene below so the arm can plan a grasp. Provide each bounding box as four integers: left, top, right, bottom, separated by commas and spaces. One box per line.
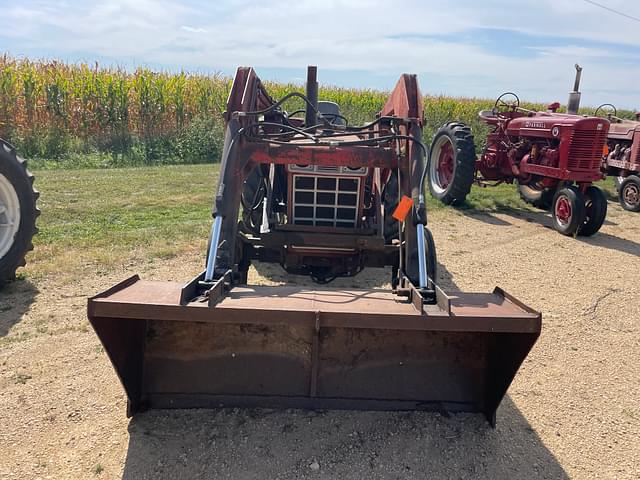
479, 109, 498, 121
478, 109, 500, 124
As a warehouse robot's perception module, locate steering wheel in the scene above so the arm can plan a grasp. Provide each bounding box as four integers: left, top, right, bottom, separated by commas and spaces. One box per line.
595, 103, 617, 118
493, 92, 520, 115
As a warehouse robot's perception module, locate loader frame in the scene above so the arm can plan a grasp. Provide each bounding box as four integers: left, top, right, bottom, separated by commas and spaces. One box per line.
88, 67, 541, 426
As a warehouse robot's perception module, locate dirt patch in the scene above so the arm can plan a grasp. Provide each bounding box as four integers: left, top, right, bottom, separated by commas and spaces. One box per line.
1, 204, 639, 479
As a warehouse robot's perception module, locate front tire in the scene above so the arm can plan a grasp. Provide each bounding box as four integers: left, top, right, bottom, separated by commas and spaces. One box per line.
578, 186, 607, 236
423, 226, 437, 289
552, 186, 585, 236
619, 175, 640, 212
0, 140, 39, 285
428, 123, 476, 205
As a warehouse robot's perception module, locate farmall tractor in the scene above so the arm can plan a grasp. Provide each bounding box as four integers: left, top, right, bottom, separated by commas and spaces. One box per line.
428, 65, 610, 236
88, 67, 541, 425
595, 104, 640, 212
0, 139, 38, 285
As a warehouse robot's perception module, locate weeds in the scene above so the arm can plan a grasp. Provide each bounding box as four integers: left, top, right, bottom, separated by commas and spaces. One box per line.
13, 373, 32, 384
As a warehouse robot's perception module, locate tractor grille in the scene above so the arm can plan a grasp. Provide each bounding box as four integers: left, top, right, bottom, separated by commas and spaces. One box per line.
292, 174, 361, 228
567, 129, 606, 171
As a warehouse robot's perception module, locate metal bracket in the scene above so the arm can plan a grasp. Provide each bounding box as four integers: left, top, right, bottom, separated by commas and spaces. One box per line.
309, 311, 321, 398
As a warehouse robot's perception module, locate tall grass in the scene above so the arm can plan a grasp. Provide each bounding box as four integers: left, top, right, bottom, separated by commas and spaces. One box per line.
0, 54, 635, 168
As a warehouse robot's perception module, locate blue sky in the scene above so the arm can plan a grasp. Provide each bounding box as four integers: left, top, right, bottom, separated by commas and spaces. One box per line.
1, 0, 639, 108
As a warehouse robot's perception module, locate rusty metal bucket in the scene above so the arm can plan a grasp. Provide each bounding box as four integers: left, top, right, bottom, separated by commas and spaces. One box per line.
88, 274, 540, 425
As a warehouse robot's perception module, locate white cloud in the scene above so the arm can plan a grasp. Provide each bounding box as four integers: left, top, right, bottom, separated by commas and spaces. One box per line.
181, 25, 207, 34
1, 0, 640, 107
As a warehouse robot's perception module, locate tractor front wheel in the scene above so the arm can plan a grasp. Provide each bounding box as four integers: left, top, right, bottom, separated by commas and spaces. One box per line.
423, 226, 437, 289
428, 123, 476, 205
578, 186, 607, 236
551, 186, 586, 236
619, 175, 640, 212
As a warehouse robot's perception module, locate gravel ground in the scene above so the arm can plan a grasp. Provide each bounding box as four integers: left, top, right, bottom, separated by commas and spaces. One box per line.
1, 203, 639, 479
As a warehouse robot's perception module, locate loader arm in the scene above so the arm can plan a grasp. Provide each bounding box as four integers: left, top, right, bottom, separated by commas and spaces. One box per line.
207, 67, 429, 293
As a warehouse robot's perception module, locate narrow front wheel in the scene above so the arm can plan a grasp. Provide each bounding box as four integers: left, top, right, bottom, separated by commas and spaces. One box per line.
578, 186, 607, 236
552, 186, 586, 236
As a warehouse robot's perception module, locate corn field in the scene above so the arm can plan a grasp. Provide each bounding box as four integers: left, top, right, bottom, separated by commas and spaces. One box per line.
0, 55, 635, 168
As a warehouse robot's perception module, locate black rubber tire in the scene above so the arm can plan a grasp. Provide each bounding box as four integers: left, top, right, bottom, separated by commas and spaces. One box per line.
382, 170, 399, 243
424, 226, 437, 289
517, 182, 555, 210
404, 225, 438, 290
578, 186, 607, 236
551, 186, 586, 236
427, 122, 476, 206
619, 175, 640, 212
0, 140, 39, 285
240, 166, 265, 234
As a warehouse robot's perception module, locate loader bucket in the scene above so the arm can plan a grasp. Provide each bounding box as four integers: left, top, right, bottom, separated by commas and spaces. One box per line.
88, 275, 540, 425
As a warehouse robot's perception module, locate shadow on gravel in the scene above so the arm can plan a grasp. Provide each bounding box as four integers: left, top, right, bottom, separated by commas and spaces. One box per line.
0, 279, 38, 337
460, 210, 514, 227
465, 206, 639, 247
457, 205, 554, 230
121, 397, 567, 480
579, 232, 640, 257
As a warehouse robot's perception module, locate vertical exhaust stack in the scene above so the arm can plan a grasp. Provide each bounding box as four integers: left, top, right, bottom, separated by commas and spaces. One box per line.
567, 64, 583, 115
305, 66, 319, 129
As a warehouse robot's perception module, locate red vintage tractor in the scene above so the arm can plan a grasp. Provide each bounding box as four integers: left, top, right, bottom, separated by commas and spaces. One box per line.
595, 104, 640, 212
428, 65, 610, 236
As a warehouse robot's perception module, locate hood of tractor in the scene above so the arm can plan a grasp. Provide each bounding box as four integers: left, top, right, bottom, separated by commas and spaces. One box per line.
506, 113, 609, 140
607, 119, 640, 140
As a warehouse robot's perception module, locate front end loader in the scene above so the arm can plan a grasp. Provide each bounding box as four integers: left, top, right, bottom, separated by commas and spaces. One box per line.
88, 67, 541, 425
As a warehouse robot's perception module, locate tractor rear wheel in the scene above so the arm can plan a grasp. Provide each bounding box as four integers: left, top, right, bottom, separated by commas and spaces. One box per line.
517, 182, 555, 210
578, 186, 607, 236
0, 140, 39, 285
551, 186, 585, 236
428, 123, 476, 205
619, 175, 640, 212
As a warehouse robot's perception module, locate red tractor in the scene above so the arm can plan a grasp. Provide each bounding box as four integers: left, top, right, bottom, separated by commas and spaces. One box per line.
596, 104, 640, 212
428, 65, 610, 236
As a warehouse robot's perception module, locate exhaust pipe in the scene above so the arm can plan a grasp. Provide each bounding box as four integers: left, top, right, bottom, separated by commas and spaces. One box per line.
567, 64, 582, 115
305, 66, 318, 128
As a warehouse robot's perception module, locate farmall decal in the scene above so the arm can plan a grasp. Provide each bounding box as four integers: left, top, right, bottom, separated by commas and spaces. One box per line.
524, 121, 546, 129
